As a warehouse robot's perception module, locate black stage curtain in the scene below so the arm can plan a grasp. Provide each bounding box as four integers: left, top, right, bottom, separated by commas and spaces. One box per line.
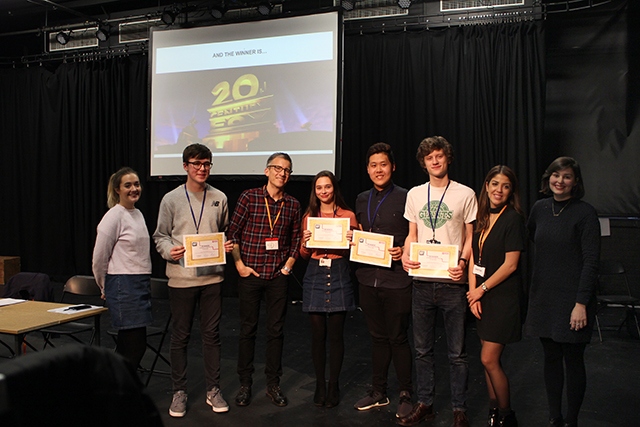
0, 22, 545, 279
340, 21, 545, 210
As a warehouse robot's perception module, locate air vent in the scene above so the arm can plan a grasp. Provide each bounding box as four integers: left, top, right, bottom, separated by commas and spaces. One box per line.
119, 19, 161, 43
441, 0, 524, 12
48, 27, 99, 52
345, 5, 409, 21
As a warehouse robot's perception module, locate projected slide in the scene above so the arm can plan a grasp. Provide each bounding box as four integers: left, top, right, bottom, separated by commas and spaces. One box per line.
150, 12, 341, 177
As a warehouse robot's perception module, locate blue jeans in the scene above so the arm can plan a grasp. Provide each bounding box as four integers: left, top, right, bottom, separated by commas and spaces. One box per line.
412, 280, 468, 411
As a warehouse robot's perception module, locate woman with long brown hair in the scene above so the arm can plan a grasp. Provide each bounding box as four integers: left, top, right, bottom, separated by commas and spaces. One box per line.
467, 165, 526, 427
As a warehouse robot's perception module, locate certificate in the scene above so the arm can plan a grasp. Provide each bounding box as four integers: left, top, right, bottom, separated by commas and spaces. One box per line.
183, 233, 226, 268
305, 217, 350, 249
349, 230, 393, 268
408, 243, 459, 279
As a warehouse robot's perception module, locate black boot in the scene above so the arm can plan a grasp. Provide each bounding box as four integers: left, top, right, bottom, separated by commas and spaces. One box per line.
498, 411, 518, 427
314, 380, 326, 407
325, 381, 340, 408
487, 407, 499, 427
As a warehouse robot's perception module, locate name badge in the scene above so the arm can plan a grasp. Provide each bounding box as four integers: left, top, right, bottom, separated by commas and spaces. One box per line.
265, 238, 279, 251
473, 264, 486, 278
319, 258, 332, 267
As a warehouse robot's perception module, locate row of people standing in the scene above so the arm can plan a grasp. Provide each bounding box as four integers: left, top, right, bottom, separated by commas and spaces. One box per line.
91, 139, 599, 427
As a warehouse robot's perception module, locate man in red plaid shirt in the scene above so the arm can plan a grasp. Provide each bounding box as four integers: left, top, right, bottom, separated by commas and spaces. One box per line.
227, 152, 302, 408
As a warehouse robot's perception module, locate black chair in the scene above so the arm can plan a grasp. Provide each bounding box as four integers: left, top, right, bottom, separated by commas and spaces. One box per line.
108, 277, 172, 386
594, 260, 640, 341
39, 275, 104, 349
1, 272, 53, 356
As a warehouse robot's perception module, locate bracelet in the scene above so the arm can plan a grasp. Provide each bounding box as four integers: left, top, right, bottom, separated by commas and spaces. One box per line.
282, 266, 292, 273
459, 258, 468, 267
481, 283, 489, 292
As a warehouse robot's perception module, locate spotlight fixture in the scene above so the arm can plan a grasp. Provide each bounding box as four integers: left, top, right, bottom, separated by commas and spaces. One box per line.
342, 0, 356, 11
256, 1, 273, 16
397, 0, 412, 9
161, 9, 177, 25
210, 5, 226, 20
95, 26, 110, 42
55, 31, 71, 45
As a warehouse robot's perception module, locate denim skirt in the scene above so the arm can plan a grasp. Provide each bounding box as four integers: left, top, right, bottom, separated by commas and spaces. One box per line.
302, 257, 356, 313
104, 274, 153, 330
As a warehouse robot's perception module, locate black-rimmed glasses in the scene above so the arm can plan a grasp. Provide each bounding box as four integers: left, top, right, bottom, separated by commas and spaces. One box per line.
267, 165, 293, 175
186, 161, 213, 170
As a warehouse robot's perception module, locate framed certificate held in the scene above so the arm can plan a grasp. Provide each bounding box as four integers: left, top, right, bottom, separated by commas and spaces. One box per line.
350, 230, 393, 268
183, 233, 226, 268
305, 217, 350, 249
408, 243, 459, 279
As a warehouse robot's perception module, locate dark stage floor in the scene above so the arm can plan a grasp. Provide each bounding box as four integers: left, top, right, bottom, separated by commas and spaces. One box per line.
1, 283, 638, 427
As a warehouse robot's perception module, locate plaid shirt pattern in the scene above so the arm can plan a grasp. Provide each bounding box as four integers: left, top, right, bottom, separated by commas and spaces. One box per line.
228, 186, 301, 280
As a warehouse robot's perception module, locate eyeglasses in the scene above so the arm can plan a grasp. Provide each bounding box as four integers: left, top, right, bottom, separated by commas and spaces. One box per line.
267, 165, 293, 175
186, 161, 213, 170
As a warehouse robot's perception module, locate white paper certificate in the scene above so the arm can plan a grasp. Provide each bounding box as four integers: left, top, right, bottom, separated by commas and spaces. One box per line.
349, 230, 393, 268
183, 233, 226, 268
408, 243, 459, 279
306, 217, 350, 249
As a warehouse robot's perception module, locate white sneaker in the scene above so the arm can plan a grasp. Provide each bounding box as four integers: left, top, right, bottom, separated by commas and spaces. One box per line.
206, 386, 230, 413
169, 390, 187, 417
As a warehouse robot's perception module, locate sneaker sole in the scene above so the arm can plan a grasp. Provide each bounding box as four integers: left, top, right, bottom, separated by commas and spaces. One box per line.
206, 398, 230, 413
168, 409, 186, 418
355, 398, 390, 411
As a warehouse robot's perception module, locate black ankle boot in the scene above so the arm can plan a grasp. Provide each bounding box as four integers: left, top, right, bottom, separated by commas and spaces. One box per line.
498, 411, 518, 427
549, 417, 564, 427
487, 407, 499, 427
314, 380, 326, 407
325, 381, 339, 408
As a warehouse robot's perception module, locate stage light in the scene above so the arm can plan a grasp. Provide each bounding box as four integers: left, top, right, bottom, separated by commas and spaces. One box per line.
397, 0, 412, 9
161, 10, 177, 25
256, 1, 273, 16
95, 26, 110, 42
210, 5, 226, 20
342, 0, 356, 11
55, 31, 71, 45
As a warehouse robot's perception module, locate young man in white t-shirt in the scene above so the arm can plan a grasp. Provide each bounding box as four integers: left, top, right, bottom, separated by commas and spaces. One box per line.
399, 136, 477, 427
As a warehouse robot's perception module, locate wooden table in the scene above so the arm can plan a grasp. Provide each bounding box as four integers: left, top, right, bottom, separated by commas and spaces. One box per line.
0, 300, 108, 356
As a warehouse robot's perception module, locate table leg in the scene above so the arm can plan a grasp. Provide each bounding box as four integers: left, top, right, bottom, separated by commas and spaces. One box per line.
13, 333, 23, 356
94, 314, 101, 346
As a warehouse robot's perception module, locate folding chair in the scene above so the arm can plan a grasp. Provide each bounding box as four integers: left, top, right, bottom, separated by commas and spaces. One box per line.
1, 272, 53, 355
39, 275, 104, 349
594, 260, 640, 341
108, 277, 172, 385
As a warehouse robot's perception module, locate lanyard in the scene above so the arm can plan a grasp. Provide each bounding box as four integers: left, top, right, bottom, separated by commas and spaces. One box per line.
184, 184, 206, 234
264, 196, 284, 237
367, 184, 394, 232
478, 205, 507, 264
427, 181, 450, 243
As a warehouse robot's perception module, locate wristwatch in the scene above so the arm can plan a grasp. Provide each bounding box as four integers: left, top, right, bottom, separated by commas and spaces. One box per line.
282, 266, 292, 273
481, 283, 489, 292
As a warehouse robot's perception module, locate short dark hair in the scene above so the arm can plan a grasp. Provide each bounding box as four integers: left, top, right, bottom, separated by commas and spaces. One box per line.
540, 156, 585, 199
266, 152, 292, 168
416, 136, 454, 170
365, 142, 395, 165
182, 143, 212, 163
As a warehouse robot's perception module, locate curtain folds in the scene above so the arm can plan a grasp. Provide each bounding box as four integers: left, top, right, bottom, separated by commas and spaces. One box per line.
0, 22, 545, 278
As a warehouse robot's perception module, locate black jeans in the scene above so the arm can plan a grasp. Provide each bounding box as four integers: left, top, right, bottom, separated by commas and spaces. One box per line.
237, 275, 289, 387
359, 283, 413, 394
168, 283, 222, 392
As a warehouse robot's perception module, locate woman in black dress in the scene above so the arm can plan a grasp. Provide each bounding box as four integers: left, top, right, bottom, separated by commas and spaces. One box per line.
467, 165, 525, 427
525, 157, 600, 427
